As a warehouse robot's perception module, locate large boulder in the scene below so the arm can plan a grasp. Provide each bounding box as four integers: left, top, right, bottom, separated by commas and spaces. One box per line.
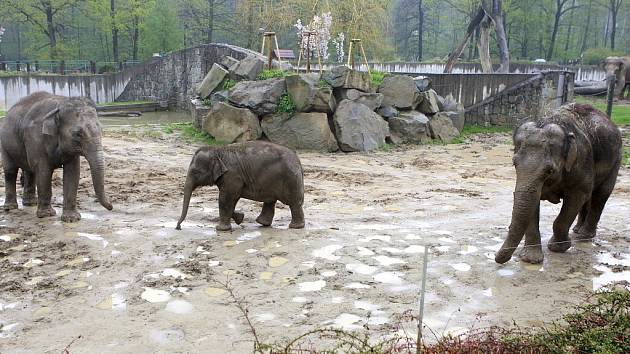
428, 113, 460, 142
228, 79, 286, 116
286, 74, 336, 113
377, 106, 399, 120
388, 111, 431, 144
333, 100, 389, 152
219, 56, 240, 71
261, 112, 339, 152
378, 75, 419, 110
336, 89, 383, 111
442, 94, 459, 112
230, 55, 264, 80
198, 63, 228, 99
189, 99, 212, 129
203, 102, 262, 143
323, 66, 373, 92
417, 89, 441, 115
413, 76, 432, 92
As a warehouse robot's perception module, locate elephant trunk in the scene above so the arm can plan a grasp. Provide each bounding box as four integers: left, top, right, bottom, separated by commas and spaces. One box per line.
495, 180, 542, 264
176, 177, 194, 230
85, 145, 113, 211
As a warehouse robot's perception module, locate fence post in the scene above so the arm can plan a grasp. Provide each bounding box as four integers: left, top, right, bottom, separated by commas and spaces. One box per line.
90, 60, 96, 74
26, 62, 31, 73
15, 61, 21, 72
0, 62, 6, 71
118, 61, 123, 71
606, 76, 616, 118
34, 60, 39, 72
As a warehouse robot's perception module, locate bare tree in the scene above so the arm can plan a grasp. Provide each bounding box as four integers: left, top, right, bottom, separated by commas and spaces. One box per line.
547, 0, 579, 60
605, 0, 624, 49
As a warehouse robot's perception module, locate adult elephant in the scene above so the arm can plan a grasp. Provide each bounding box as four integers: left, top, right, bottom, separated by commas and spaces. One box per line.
601, 56, 630, 100
0, 92, 113, 222
495, 104, 621, 264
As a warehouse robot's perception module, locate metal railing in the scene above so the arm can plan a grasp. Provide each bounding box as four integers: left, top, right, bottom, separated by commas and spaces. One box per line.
0, 60, 141, 75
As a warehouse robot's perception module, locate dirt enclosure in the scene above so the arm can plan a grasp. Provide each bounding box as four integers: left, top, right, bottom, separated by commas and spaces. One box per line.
1, 122, 629, 353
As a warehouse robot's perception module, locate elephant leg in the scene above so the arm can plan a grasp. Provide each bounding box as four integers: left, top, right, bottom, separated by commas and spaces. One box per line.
572, 199, 591, 234
548, 194, 585, 252
217, 189, 239, 231
2, 150, 19, 211
520, 202, 543, 264
36, 165, 56, 218
22, 170, 38, 206
574, 172, 618, 241
289, 203, 305, 229
256, 201, 276, 227
61, 157, 81, 223
232, 211, 244, 225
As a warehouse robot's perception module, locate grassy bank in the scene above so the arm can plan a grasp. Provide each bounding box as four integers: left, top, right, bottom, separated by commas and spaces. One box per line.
161, 122, 222, 146
0, 110, 5, 118
574, 96, 630, 126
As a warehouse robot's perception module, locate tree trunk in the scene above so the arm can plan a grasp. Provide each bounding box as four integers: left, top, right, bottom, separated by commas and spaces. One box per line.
111, 0, 119, 63
45, 5, 57, 58
491, 0, 510, 73
546, 4, 562, 60
610, 0, 622, 50
563, 0, 576, 53
580, 0, 593, 54
418, 0, 423, 61
132, 16, 139, 61
444, 6, 486, 73
478, 17, 493, 73
207, 0, 214, 43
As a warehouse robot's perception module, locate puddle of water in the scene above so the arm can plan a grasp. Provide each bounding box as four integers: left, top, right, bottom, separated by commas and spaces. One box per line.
0, 302, 19, 311
162, 268, 190, 279
438, 237, 456, 244
97, 293, 126, 310
269, 257, 288, 267
358, 235, 392, 243
354, 224, 401, 231
320, 271, 337, 277
482, 288, 493, 297
404, 245, 426, 254
205, 287, 227, 297
0, 234, 17, 242
23, 258, 44, 268
165, 299, 194, 314
297, 280, 326, 292
331, 297, 345, 303
346, 263, 378, 275
373, 255, 406, 266
0, 323, 20, 338
292, 297, 309, 303
344, 283, 371, 289
77, 232, 109, 248
381, 247, 404, 254
357, 247, 375, 256
497, 268, 515, 277
300, 261, 316, 269
208, 261, 220, 267
254, 313, 276, 322
593, 265, 630, 290
149, 328, 185, 345
238, 231, 261, 242
312, 245, 344, 261
458, 245, 479, 255
246, 249, 258, 254
329, 313, 363, 330
435, 246, 450, 252
373, 272, 405, 285
450, 263, 471, 272
354, 301, 383, 314
141, 288, 171, 303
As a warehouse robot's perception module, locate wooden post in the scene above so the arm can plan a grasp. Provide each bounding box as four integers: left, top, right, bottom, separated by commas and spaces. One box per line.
34, 60, 39, 71
90, 60, 97, 74
306, 31, 313, 73
264, 32, 275, 70
59, 60, 65, 75
606, 76, 616, 118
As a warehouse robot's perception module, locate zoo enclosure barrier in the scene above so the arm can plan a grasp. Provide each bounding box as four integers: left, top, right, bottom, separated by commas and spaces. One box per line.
0, 60, 140, 75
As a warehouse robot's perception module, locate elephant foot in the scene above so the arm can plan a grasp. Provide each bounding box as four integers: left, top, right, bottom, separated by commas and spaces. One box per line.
232, 211, 244, 225
216, 223, 232, 232
22, 197, 37, 206
547, 236, 571, 253
36, 206, 57, 218
256, 215, 273, 227
289, 220, 305, 229
3, 202, 18, 211
572, 229, 596, 242
519, 246, 544, 264
61, 210, 81, 223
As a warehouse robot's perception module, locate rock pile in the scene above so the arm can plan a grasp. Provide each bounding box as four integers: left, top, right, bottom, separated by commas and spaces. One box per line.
190, 59, 465, 152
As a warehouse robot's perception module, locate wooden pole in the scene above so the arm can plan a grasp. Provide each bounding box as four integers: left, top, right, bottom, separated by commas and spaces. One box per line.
416, 245, 429, 354
606, 76, 616, 118
264, 32, 275, 70
358, 40, 370, 75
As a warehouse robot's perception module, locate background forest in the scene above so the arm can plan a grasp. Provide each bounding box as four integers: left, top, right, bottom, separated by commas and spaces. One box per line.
0, 0, 628, 66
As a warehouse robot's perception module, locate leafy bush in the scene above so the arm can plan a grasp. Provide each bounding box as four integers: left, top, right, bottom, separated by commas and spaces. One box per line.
256, 69, 288, 80
222, 78, 236, 91
583, 47, 627, 65
276, 92, 296, 113
370, 70, 388, 87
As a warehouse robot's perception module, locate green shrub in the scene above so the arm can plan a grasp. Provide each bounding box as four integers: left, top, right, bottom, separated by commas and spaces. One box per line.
370, 70, 388, 87
583, 47, 627, 65
256, 69, 288, 80
222, 78, 236, 91
276, 92, 296, 113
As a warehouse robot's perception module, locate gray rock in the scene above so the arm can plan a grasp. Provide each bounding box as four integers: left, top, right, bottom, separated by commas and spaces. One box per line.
219, 56, 240, 70
210, 90, 229, 105
203, 102, 262, 143
377, 106, 399, 120
388, 111, 431, 144
417, 89, 441, 115
286, 74, 336, 113
378, 75, 419, 109
231, 55, 264, 80
198, 63, 228, 99
228, 79, 286, 116
323, 66, 373, 92
436, 94, 445, 111
337, 89, 383, 111
428, 113, 460, 142
261, 112, 339, 152
189, 99, 213, 129
443, 111, 465, 133
413, 76, 432, 92
333, 100, 389, 152
442, 94, 459, 112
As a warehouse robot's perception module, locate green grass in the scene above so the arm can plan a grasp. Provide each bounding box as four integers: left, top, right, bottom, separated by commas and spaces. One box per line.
97, 100, 155, 107
0, 110, 5, 118
162, 122, 222, 145
276, 92, 296, 114
449, 124, 513, 144
624, 148, 630, 167
574, 96, 630, 126
222, 78, 237, 91
256, 69, 288, 80
370, 70, 388, 88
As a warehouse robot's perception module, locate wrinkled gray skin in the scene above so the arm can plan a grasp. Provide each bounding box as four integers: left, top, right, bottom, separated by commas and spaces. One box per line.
176, 141, 305, 231
0, 92, 113, 222
601, 56, 630, 100
495, 104, 621, 264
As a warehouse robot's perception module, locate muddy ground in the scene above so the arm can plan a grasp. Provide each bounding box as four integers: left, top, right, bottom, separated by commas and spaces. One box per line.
1, 120, 629, 353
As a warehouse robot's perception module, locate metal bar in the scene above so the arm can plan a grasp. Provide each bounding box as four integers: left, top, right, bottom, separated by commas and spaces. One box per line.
416, 245, 429, 354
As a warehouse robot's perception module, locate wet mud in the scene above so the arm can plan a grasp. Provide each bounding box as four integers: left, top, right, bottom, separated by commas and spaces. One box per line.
1, 124, 629, 353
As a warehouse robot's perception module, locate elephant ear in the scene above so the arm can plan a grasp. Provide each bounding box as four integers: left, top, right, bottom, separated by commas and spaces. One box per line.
565, 132, 577, 172
41, 107, 61, 136
212, 156, 228, 183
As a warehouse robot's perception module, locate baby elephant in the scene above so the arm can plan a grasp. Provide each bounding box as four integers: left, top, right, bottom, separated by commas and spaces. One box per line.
495, 104, 621, 264
176, 141, 305, 231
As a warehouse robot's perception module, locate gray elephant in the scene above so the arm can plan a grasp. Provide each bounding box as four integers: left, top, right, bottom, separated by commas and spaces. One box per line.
495, 104, 621, 264
0, 92, 113, 222
601, 56, 630, 100
176, 141, 305, 231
